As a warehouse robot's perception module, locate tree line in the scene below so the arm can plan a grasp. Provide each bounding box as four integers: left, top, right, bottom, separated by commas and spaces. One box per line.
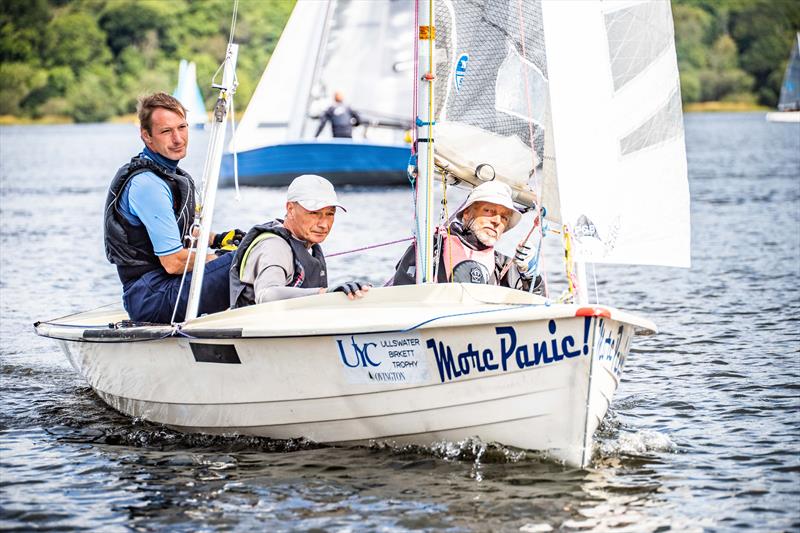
1, 0, 799, 123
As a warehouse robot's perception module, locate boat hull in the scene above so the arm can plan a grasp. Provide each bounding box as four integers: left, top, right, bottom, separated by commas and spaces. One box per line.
765, 111, 800, 122
38, 285, 651, 467
220, 141, 410, 187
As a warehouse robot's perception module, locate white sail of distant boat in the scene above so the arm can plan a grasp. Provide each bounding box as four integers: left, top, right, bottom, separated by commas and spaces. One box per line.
766, 32, 800, 123
36, 0, 690, 468
173, 59, 209, 128
222, 0, 414, 187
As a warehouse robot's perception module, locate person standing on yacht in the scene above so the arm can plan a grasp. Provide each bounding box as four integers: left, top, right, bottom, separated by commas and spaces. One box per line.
314, 91, 361, 138
104, 92, 242, 324
229, 174, 370, 307
391, 181, 543, 292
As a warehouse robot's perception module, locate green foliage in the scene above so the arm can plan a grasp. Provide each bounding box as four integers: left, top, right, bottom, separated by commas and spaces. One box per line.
673, 0, 800, 107
43, 12, 111, 73
98, 0, 178, 56
0, 62, 48, 115
66, 67, 121, 122
0, 0, 51, 63
1, 0, 294, 121
2, 0, 796, 119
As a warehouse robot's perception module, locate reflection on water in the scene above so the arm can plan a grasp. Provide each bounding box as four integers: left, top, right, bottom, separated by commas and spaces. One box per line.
1, 114, 799, 531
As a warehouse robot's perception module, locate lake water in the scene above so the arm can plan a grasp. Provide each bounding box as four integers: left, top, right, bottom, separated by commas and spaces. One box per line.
1, 113, 798, 532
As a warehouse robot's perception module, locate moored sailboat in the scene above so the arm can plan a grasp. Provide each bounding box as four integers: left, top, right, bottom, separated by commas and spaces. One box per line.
173, 59, 209, 129
766, 32, 800, 123
35, 0, 690, 467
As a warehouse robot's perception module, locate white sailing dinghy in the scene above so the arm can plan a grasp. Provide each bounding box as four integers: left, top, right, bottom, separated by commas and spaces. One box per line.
766, 32, 800, 123
35, 0, 690, 468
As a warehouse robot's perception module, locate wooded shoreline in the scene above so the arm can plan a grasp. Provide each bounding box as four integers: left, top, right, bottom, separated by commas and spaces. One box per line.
2, 0, 797, 123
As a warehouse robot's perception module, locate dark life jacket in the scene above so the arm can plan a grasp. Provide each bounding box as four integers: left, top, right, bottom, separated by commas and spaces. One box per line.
391, 221, 534, 291
317, 103, 360, 138
104, 155, 196, 284
229, 220, 328, 308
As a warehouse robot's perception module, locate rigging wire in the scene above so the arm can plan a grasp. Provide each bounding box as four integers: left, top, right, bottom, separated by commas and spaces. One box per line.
326, 236, 414, 258
230, 76, 241, 202
170, 0, 240, 325
513, 0, 550, 298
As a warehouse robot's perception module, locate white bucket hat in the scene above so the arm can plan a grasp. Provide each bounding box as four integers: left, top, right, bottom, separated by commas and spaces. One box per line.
287, 174, 346, 212
456, 181, 522, 230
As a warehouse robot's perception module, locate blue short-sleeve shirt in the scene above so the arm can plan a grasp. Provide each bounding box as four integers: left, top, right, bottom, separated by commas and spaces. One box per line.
118, 148, 184, 256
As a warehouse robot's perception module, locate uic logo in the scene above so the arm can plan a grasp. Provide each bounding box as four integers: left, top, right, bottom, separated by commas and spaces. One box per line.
337, 336, 381, 368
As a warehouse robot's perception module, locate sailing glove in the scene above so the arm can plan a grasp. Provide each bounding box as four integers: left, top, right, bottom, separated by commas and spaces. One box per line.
327, 281, 371, 298
212, 229, 245, 251
513, 242, 537, 279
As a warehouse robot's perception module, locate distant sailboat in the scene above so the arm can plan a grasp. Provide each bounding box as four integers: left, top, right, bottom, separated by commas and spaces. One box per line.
222, 0, 413, 187
173, 59, 209, 128
766, 33, 800, 123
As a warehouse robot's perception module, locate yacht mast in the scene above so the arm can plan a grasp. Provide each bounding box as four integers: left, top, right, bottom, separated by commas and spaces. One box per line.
415, 0, 436, 283
184, 43, 239, 321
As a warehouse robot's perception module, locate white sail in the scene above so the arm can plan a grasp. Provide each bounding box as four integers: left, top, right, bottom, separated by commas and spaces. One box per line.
542, 0, 690, 268
231, 0, 413, 152
777, 33, 800, 111
302, 0, 413, 140
173, 60, 209, 127
231, 1, 329, 152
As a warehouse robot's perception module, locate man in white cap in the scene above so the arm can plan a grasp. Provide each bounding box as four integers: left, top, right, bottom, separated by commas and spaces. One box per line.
229, 174, 370, 307
391, 181, 541, 291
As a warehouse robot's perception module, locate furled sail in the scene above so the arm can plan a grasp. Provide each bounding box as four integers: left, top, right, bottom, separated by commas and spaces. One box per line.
542, 0, 690, 268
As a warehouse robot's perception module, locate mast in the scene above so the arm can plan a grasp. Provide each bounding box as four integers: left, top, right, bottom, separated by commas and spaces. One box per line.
415, 0, 436, 283
298, 0, 335, 139
184, 43, 239, 321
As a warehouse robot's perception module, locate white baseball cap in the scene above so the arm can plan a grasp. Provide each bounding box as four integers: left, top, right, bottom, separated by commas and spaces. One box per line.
287, 174, 346, 212
456, 181, 522, 230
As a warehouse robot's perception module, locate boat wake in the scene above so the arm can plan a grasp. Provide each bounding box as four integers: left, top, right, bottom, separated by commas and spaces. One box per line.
594, 409, 677, 465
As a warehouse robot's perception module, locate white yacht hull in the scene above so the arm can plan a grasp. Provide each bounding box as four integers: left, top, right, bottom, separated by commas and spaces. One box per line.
37, 284, 654, 467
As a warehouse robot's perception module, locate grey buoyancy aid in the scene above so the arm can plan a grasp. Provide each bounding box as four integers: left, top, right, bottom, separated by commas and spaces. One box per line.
229, 220, 328, 308
104, 155, 196, 284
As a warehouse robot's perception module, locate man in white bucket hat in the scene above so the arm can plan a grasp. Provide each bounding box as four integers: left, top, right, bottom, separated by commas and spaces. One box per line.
230, 175, 370, 307
392, 181, 541, 291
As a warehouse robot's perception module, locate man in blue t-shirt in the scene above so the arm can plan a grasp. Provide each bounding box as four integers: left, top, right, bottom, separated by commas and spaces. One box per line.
104, 92, 242, 324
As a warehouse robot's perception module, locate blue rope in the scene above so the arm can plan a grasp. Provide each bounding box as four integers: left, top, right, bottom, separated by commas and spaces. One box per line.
401, 303, 546, 332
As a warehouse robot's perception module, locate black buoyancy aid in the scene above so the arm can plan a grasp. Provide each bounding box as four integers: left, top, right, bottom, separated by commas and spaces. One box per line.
104, 155, 196, 284
229, 220, 328, 308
